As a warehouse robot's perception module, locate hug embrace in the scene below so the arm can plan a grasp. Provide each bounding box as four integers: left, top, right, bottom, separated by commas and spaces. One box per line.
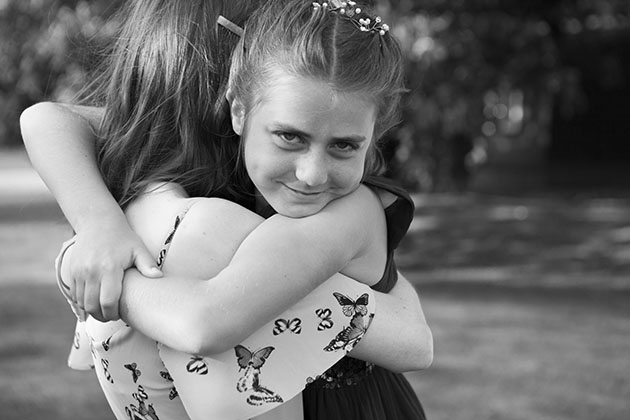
21, 0, 433, 419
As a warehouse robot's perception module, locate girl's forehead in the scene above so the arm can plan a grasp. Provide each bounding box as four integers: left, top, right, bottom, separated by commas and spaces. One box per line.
255, 69, 375, 116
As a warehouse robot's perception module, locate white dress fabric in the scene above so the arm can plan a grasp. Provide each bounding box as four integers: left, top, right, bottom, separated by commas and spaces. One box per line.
55, 219, 376, 420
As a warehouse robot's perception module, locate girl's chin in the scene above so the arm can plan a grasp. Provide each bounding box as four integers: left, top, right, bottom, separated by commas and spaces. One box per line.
273, 202, 325, 219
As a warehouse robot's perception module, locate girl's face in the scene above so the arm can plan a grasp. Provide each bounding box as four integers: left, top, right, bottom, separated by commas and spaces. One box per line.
231, 70, 377, 218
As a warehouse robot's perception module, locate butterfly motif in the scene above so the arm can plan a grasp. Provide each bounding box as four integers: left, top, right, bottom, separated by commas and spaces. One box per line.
315, 308, 334, 330
102, 336, 112, 351
136, 385, 148, 401
245, 385, 284, 406
156, 248, 167, 269
333, 292, 369, 318
124, 362, 142, 383
101, 359, 114, 384
125, 399, 159, 420
132, 386, 148, 406
157, 216, 183, 268
234, 345, 283, 406
159, 370, 173, 382
324, 314, 372, 353
273, 318, 302, 335
186, 356, 208, 375
234, 345, 275, 371
73, 331, 81, 350
164, 215, 182, 246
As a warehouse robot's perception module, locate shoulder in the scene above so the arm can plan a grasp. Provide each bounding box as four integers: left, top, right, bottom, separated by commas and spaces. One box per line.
363, 176, 415, 250
293, 184, 384, 235
173, 197, 263, 250
157, 197, 264, 278
269, 184, 386, 273
124, 183, 197, 254
363, 176, 414, 212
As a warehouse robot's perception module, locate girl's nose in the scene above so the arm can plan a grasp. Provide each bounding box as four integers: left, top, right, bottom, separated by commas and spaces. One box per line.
295, 151, 328, 187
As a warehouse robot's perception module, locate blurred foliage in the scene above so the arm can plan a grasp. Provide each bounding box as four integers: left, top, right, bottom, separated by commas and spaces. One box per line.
0, 0, 121, 147
381, 0, 630, 191
2, 0, 630, 190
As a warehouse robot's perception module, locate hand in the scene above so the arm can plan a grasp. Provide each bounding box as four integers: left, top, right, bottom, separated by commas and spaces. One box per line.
66, 219, 162, 322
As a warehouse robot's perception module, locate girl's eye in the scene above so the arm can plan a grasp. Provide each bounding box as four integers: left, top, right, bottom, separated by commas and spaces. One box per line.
278, 132, 300, 143
334, 141, 360, 152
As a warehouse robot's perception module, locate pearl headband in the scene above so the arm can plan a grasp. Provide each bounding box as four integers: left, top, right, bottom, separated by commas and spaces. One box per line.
312, 1, 390, 36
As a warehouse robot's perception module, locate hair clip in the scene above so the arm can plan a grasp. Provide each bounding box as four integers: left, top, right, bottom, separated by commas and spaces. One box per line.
217, 15, 244, 37
312, 1, 390, 35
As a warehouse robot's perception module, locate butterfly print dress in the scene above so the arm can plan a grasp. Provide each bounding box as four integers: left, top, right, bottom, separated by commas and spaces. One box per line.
56, 202, 378, 420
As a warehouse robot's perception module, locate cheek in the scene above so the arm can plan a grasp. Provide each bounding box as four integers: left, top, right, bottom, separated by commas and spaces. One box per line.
333, 159, 366, 189
244, 141, 287, 181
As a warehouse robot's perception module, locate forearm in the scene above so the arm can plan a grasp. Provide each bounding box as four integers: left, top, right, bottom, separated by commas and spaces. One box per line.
119, 246, 326, 354
118, 198, 314, 354
117, 194, 375, 355
349, 273, 433, 372
20, 102, 123, 231
120, 269, 221, 352
120, 196, 372, 354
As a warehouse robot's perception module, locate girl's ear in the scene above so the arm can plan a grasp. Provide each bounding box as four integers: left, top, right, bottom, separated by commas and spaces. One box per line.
226, 88, 245, 136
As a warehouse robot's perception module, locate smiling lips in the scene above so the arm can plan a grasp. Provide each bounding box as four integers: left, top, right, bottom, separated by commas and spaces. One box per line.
283, 184, 326, 197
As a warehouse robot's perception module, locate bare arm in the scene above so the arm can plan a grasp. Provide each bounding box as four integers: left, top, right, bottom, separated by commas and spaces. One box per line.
349, 273, 433, 372
20, 102, 112, 230
20, 102, 161, 320
117, 186, 433, 370
120, 187, 379, 353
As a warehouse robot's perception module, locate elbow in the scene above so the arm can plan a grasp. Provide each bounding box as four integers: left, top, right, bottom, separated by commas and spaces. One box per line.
189, 331, 244, 357
20, 102, 61, 147
19, 102, 45, 144
380, 324, 433, 374
178, 310, 250, 356
408, 325, 434, 372
418, 328, 434, 370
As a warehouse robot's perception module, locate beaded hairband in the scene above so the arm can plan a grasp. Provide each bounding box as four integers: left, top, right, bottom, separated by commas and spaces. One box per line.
312, 1, 390, 35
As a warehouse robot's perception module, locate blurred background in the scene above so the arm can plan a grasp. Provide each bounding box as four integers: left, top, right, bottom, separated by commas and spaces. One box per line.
1, 0, 629, 419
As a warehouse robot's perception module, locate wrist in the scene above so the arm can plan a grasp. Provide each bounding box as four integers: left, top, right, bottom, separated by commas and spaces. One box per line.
73, 202, 128, 234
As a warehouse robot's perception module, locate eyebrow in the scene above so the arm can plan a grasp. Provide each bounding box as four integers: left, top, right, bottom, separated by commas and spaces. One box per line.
270, 122, 368, 143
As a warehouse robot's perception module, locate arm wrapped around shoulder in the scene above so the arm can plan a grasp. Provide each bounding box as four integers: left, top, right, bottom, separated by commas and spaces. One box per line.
158, 273, 377, 420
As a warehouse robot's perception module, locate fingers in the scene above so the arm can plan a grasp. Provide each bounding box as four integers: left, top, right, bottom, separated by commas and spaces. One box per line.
61, 231, 156, 323
72, 263, 124, 322
72, 275, 86, 312
134, 249, 162, 278
98, 268, 124, 321
83, 275, 106, 322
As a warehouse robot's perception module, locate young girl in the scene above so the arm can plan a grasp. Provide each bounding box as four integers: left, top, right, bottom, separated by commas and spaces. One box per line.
22, 0, 432, 419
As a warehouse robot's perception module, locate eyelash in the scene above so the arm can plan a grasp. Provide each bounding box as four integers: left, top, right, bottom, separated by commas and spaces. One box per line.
275, 132, 360, 153
278, 132, 300, 143
334, 142, 360, 152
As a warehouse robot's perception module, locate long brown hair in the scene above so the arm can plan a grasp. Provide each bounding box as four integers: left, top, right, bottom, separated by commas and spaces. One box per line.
88, 0, 262, 208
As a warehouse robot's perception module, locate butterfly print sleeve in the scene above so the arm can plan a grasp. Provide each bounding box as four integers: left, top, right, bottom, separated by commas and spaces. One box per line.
157, 273, 376, 420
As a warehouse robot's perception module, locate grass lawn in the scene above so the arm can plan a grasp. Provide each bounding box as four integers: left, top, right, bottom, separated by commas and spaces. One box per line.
1, 188, 629, 420
410, 286, 630, 420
